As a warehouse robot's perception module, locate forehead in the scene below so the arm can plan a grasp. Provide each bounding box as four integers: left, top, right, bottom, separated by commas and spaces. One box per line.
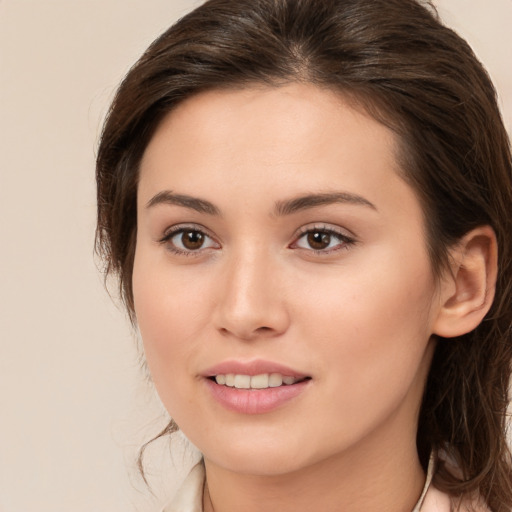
138, 83, 407, 206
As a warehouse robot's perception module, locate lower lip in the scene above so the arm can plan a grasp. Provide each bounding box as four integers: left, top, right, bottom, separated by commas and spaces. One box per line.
204, 378, 310, 415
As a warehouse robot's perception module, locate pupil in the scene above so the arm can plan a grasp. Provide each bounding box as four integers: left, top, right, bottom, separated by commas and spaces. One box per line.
308, 231, 330, 249
183, 231, 204, 250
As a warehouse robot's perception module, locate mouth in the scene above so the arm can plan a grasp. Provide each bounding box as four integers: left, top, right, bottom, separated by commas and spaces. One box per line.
208, 373, 311, 389
202, 361, 312, 414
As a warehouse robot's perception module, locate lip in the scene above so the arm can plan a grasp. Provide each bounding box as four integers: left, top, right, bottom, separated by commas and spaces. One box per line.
201, 359, 311, 415
201, 359, 309, 378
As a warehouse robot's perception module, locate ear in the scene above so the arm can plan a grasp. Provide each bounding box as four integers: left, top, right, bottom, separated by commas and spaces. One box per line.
433, 226, 498, 338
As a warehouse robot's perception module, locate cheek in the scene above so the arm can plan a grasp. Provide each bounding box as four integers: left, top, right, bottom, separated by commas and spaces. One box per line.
132, 249, 208, 392
294, 249, 437, 396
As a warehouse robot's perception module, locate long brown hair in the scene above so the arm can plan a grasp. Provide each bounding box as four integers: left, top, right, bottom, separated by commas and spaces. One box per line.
95, 0, 512, 508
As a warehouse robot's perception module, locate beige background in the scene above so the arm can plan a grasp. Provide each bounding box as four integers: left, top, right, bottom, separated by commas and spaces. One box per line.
0, 1, 511, 511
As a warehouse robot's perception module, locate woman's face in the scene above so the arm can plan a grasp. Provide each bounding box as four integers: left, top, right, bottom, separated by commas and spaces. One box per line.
133, 83, 442, 476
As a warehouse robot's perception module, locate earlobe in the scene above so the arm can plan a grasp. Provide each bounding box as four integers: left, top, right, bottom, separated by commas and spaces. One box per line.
433, 226, 498, 338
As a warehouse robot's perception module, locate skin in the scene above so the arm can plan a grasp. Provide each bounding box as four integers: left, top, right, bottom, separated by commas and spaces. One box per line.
133, 83, 461, 512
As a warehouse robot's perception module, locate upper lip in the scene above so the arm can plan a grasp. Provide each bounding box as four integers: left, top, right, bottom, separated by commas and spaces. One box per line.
201, 359, 310, 378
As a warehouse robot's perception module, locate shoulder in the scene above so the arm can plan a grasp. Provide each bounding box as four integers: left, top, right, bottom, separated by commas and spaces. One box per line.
421, 485, 452, 512
421, 485, 491, 512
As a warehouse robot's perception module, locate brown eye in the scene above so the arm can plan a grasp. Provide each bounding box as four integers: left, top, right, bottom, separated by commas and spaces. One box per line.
292, 227, 354, 254
181, 230, 205, 250
163, 227, 219, 254
307, 231, 331, 250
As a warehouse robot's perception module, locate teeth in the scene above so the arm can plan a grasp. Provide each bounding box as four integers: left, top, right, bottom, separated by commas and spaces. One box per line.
268, 373, 283, 387
282, 376, 296, 385
234, 374, 251, 389
214, 373, 302, 389
250, 374, 269, 389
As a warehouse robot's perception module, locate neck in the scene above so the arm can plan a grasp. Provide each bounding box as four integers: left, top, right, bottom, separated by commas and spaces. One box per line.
203, 421, 425, 512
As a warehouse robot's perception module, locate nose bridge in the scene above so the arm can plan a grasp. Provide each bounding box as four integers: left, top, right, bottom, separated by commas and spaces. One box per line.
215, 243, 289, 339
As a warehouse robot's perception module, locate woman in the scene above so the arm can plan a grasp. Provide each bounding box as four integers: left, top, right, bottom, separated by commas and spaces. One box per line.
95, 0, 512, 510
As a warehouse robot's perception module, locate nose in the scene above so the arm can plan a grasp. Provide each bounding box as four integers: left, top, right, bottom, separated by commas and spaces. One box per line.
213, 249, 290, 341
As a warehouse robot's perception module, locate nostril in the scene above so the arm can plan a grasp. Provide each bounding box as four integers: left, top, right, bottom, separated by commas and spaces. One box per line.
256, 326, 273, 333
218, 324, 277, 340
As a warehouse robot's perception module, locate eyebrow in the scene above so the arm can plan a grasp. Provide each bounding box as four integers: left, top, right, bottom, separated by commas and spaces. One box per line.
274, 192, 377, 216
146, 191, 220, 215
145, 190, 376, 216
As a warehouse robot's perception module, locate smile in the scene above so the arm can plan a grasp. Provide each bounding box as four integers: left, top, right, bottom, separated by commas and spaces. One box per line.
213, 373, 307, 389
205, 371, 311, 414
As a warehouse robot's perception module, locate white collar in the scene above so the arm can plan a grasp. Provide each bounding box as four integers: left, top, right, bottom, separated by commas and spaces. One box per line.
412, 453, 435, 512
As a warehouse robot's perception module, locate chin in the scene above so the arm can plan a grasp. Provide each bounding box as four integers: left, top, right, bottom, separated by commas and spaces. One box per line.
212, 452, 307, 476
200, 432, 333, 477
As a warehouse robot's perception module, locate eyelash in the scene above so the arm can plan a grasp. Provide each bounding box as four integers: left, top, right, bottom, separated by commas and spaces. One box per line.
158, 224, 219, 257
158, 224, 356, 257
291, 225, 356, 255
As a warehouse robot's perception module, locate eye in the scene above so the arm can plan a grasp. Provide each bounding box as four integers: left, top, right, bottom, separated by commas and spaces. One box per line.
160, 226, 219, 255
292, 226, 355, 253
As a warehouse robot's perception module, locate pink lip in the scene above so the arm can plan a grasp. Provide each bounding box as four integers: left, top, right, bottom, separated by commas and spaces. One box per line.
201, 359, 311, 415
204, 379, 310, 415
201, 359, 309, 378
